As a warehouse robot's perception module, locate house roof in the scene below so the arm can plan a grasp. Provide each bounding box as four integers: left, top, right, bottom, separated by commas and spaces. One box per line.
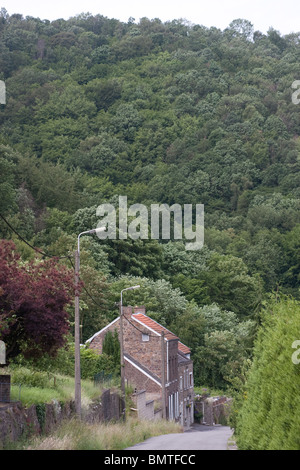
85, 316, 119, 344
85, 308, 191, 356
132, 312, 191, 355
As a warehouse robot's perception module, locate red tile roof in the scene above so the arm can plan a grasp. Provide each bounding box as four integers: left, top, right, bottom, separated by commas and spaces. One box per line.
132, 313, 191, 355
178, 342, 191, 355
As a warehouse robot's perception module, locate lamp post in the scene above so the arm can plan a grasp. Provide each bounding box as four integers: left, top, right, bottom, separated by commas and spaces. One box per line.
119, 285, 140, 418
74, 227, 105, 418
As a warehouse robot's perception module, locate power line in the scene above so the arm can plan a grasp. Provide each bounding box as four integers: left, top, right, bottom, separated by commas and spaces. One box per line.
123, 315, 159, 338
0, 213, 69, 259
1, 213, 162, 334
67, 255, 106, 309
0, 213, 105, 310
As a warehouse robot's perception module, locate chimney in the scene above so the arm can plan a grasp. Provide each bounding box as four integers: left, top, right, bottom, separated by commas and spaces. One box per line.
134, 305, 146, 315
122, 306, 133, 317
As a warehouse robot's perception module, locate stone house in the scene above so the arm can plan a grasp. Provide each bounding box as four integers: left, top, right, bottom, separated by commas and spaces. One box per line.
86, 305, 194, 427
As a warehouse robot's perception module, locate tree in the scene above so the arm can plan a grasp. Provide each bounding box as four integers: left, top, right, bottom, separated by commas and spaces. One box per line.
102, 329, 120, 374
111, 103, 143, 142
228, 19, 254, 41
0, 240, 74, 360
0, 145, 17, 216
199, 253, 264, 318
173, 302, 256, 388
282, 224, 300, 289
107, 275, 188, 327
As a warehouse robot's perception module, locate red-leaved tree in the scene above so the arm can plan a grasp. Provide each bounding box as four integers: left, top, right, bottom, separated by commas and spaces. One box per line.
0, 240, 75, 360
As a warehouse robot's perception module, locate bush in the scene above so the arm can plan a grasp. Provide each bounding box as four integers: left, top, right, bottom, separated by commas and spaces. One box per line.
80, 348, 118, 379
10, 342, 120, 380
9, 367, 54, 389
235, 296, 300, 450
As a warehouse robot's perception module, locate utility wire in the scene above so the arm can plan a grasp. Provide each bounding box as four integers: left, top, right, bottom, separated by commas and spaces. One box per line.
1, 213, 164, 334
67, 254, 106, 309
0, 212, 105, 309
0, 213, 69, 259
123, 314, 161, 338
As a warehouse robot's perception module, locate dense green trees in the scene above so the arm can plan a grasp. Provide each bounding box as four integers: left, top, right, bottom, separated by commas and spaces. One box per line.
0, 145, 17, 215
0, 9, 299, 402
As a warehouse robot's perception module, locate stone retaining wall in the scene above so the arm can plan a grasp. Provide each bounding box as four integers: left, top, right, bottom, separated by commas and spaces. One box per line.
0, 375, 10, 403
0, 389, 123, 448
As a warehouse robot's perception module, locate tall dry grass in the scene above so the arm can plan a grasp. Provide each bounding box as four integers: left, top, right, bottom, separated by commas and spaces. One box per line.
25, 417, 182, 450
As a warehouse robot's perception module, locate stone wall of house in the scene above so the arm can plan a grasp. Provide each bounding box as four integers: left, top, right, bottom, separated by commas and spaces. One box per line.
178, 361, 194, 427
88, 306, 194, 428
123, 307, 163, 380
167, 340, 179, 386
125, 358, 161, 398
89, 307, 165, 384
88, 318, 120, 355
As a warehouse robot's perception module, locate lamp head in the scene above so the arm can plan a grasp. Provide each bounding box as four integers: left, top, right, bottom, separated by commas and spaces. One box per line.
92, 226, 106, 234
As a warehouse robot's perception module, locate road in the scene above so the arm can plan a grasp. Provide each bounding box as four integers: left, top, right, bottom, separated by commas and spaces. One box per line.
126, 423, 234, 451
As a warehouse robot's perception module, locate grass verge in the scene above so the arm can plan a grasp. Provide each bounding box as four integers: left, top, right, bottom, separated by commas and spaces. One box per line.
13, 417, 183, 450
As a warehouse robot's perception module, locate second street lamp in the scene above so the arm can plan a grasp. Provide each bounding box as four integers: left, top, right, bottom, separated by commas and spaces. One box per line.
74, 226, 105, 418
119, 285, 140, 419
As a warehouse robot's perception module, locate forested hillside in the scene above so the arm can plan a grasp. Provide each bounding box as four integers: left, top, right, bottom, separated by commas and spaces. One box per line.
0, 9, 299, 390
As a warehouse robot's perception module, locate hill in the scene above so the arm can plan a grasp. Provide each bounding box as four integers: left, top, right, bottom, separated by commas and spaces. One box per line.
0, 10, 299, 389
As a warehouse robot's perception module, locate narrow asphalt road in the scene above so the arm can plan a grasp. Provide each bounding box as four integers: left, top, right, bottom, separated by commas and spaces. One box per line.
126, 423, 234, 450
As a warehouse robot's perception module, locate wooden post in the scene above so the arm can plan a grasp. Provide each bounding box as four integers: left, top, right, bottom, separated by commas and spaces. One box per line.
74, 249, 81, 418
119, 300, 126, 419
161, 331, 166, 419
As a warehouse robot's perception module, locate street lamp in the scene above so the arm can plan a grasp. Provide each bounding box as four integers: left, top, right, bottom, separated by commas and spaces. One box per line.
119, 285, 140, 418
74, 226, 105, 418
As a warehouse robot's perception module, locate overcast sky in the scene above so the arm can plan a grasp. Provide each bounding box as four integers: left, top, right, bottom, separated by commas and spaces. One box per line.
2, 0, 300, 35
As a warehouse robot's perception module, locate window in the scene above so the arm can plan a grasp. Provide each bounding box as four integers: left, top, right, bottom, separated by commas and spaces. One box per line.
142, 333, 149, 342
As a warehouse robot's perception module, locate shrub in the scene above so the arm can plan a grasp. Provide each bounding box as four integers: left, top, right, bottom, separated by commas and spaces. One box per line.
9, 367, 53, 388
236, 296, 300, 450
10, 341, 119, 380
80, 348, 117, 379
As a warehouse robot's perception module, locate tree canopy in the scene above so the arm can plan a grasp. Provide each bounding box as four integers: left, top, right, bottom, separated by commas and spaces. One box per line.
0, 10, 299, 394
0, 240, 74, 359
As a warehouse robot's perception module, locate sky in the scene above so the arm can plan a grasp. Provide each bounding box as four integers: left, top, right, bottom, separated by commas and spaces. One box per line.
1, 0, 300, 36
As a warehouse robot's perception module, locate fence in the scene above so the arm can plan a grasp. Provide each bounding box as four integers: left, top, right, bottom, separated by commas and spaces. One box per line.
1, 372, 115, 404
94, 371, 113, 387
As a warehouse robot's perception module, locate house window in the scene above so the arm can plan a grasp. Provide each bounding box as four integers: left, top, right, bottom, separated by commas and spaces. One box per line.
142, 333, 149, 342
189, 372, 193, 387
184, 370, 187, 389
